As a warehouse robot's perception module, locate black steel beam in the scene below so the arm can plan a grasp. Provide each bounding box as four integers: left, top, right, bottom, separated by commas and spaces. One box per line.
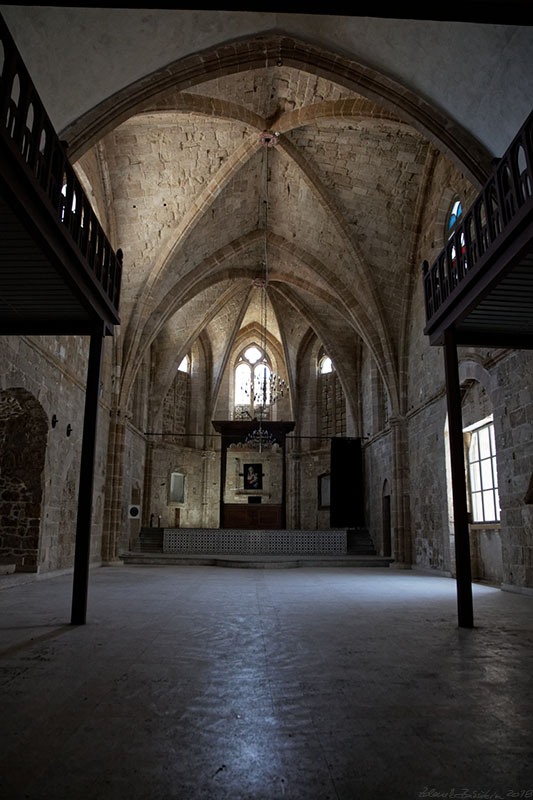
443, 327, 474, 629
455, 331, 533, 349
71, 328, 104, 625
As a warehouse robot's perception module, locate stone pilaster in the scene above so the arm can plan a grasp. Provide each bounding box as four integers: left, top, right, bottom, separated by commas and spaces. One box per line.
201, 449, 217, 528
390, 416, 412, 567
141, 441, 154, 527
101, 408, 128, 563
287, 452, 301, 530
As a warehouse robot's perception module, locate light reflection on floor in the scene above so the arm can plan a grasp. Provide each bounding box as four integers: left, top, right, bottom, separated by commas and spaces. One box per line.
1, 566, 532, 799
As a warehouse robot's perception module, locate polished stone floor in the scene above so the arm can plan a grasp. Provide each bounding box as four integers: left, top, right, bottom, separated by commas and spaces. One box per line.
1, 566, 532, 799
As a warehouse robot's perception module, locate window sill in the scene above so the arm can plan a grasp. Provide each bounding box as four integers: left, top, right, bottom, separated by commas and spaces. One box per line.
469, 522, 501, 530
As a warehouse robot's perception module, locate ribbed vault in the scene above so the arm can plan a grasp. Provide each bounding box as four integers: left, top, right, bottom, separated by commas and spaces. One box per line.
72, 37, 486, 423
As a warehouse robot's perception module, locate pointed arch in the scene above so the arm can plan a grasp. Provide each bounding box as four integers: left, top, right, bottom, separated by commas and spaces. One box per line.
119, 230, 395, 409
65, 34, 491, 186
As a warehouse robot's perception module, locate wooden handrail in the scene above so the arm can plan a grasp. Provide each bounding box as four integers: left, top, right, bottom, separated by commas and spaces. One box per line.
0, 14, 122, 316
423, 109, 533, 330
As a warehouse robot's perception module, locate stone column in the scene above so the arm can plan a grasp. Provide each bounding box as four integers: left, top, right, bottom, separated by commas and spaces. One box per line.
101, 407, 128, 563
201, 449, 216, 528
287, 452, 301, 530
141, 441, 154, 527
390, 415, 412, 567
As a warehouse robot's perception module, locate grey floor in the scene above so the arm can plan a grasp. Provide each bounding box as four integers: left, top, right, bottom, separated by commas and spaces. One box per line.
1, 566, 532, 800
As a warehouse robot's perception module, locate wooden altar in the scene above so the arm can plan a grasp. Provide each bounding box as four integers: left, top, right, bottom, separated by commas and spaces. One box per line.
211, 419, 295, 529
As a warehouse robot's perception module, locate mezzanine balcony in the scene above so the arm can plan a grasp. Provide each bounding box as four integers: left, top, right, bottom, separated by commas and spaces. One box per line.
423, 110, 533, 349
0, 13, 122, 335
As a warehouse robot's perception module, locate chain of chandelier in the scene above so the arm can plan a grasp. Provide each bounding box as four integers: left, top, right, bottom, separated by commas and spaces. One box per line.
240, 132, 289, 416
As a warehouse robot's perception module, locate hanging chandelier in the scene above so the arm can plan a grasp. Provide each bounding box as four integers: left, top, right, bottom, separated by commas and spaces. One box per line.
244, 426, 277, 452
239, 131, 289, 421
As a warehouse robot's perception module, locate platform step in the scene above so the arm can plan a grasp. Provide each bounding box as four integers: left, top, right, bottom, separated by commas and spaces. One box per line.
120, 552, 393, 569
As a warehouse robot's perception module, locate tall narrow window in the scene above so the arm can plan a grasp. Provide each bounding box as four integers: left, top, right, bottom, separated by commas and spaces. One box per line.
234, 346, 272, 420
465, 417, 500, 523
317, 352, 345, 438
447, 198, 462, 232
163, 355, 191, 439
235, 362, 252, 407
447, 196, 466, 275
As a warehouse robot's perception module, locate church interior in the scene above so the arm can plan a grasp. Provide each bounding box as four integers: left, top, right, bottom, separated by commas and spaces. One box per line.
1, 5, 532, 797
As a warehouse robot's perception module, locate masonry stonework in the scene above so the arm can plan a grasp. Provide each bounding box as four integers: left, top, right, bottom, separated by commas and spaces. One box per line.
1, 25, 531, 595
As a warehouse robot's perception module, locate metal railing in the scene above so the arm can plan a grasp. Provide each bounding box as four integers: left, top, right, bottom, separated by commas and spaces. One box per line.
423, 110, 532, 328
0, 15, 122, 315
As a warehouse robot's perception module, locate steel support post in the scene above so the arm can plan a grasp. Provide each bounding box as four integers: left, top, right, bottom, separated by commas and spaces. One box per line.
71, 329, 104, 625
443, 327, 474, 628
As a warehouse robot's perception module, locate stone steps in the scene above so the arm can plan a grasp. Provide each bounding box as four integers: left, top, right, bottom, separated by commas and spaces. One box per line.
347, 528, 377, 555
134, 528, 164, 553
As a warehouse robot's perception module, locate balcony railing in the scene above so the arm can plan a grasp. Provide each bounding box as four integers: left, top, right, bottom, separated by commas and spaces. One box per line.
423, 110, 533, 332
0, 14, 122, 318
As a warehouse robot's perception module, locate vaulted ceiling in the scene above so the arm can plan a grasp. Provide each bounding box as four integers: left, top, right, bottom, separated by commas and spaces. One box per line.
73, 63, 439, 420
5, 8, 529, 424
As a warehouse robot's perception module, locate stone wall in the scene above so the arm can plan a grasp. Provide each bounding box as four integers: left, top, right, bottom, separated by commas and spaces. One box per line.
490, 350, 533, 590
407, 396, 451, 572
0, 388, 48, 571
0, 335, 112, 573
120, 422, 147, 553
148, 443, 219, 529
297, 449, 331, 530
363, 431, 393, 557
403, 150, 533, 589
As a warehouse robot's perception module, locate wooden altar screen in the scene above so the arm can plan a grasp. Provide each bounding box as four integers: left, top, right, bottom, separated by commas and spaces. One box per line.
211, 420, 295, 529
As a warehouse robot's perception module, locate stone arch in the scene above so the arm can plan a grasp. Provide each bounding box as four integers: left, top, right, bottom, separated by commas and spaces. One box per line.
119, 232, 391, 414
458, 359, 494, 401
64, 34, 491, 187
0, 388, 48, 572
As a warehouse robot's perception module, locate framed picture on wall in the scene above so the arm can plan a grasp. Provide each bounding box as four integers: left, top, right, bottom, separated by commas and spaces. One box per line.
318, 473, 331, 509
244, 463, 262, 490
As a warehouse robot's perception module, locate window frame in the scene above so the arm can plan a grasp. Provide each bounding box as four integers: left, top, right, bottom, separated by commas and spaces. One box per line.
168, 471, 185, 506
464, 416, 500, 525
234, 344, 272, 419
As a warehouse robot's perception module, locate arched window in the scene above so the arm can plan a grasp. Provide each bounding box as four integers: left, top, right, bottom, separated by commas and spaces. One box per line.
163, 355, 191, 438
447, 198, 462, 233
446, 196, 466, 276
234, 346, 272, 420
317, 351, 345, 439
319, 355, 333, 375
61, 179, 77, 222
235, 362, 251, 406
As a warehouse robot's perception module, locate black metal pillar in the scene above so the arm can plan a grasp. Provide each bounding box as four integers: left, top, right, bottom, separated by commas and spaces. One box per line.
443, 327, 473, 628
71, 328, 104, 625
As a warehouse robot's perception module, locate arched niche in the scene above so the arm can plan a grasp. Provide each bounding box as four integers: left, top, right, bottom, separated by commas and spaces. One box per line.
0, 388, 48, 572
